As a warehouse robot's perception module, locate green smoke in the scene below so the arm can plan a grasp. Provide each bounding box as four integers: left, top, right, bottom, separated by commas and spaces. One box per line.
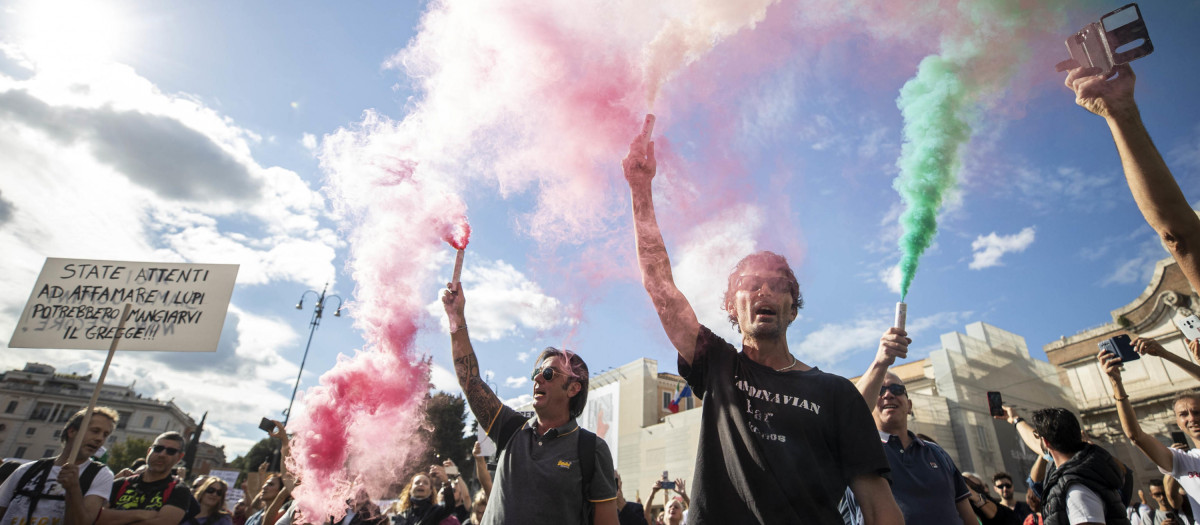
893, 0, 1073, 299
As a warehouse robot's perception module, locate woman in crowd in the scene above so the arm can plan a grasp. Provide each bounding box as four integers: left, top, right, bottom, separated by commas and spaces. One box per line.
245, 474, 293, 525
389, 473, 458, 525
460, 492, 486, 525
191, 477, 234, 525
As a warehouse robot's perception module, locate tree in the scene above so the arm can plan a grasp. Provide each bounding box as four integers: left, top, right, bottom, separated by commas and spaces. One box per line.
411, 392, 476, 483
107, 438, 153, 472
229, 437, 279, 473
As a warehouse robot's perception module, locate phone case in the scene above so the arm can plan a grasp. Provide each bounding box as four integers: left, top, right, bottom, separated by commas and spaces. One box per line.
1176, 315, 1200, 340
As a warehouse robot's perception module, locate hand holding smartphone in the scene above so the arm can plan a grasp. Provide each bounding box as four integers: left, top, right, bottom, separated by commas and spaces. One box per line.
1099, 334, 1140, 363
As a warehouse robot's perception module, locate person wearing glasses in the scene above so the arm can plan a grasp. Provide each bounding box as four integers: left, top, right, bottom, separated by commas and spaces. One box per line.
857, 371, 975, 525
189, 477, 233, 525
622, 114, 903, 524
993, 472, 1034, 523
441, 282, 618, 525
100, 432, 197, 525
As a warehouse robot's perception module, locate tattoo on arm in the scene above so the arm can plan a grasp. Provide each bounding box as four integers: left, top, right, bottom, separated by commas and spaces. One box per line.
453, 353, 502, 427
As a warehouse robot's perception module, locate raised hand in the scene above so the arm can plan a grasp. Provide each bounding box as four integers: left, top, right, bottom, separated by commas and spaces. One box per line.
1064, 64, 1136, 120
1133, 336, 1165, 357
1097, 349, 1124, 383
874, 328, 911, 368
622, 114, 657, 187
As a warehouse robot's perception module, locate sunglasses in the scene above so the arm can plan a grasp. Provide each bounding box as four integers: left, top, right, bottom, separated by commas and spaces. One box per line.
151, 445, 182, 455
995, 483, 1012, 489
879, 384, 907, 397
205, 487, 226, 496
530, 366, 563, 382
735, 275, 791, 294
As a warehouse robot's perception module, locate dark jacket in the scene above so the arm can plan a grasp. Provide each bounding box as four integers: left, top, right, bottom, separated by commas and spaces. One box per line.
1042, 444, 1131, 525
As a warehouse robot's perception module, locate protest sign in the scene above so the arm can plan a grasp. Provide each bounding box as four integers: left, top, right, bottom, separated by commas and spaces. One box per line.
208, 469, 241, 488
10, 258, 239, 352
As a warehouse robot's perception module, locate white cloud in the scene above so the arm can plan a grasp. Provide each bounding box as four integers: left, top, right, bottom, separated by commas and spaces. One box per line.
515, 348, 538, 363
672, 203, 765, 342
504, 394, 532, 409
430, 364, 462, 394
504, 376, 528, 388
879, 264, 902, 295
969, 227, 1035, 270
796, 309, 974, 369
302, 133, 317, 151
1100, 230, 1168, 286
425, 258, 573, 342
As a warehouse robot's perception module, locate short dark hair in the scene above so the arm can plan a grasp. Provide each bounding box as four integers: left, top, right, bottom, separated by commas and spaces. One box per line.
1173, 391, 1200, 410
993, 472, 1012, 484
722, 251, 803, 332
61, 407, 119, 443
535, 347, 589, 418
1031, 408, 1085, 455
1150, 479, 1165, 489
156, 431, 187, 448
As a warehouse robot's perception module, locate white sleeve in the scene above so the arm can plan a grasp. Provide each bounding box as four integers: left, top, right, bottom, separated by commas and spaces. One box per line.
1065, 483, 1106, 525
84, 466, 115, 502
1165, 448, 1200, 477
0, 463, 34, 507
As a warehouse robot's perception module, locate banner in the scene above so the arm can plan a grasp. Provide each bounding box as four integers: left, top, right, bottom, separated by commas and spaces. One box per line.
10, 258, 239, 352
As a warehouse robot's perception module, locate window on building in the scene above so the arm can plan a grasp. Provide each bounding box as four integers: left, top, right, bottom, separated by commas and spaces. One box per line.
118, 411, 132, 430
144, 416, 154, 428
25, 427, 35, 436
4, 401, 16, 414
662, 392, 671, 410
57, 407, 81, 423
14, 447, 26, 459
30, 402, 53, 421
53, 430, 61, 438
686, 397, 695, 410
43, 449, 55, 458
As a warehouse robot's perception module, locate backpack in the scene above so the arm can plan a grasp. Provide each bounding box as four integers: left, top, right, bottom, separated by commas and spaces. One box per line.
0, 461, 22, 486
12, 459, 105, 525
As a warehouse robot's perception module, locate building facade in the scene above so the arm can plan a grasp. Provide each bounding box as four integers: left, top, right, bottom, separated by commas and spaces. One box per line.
1045, 257, 1200, 489
0, 362, 198, 460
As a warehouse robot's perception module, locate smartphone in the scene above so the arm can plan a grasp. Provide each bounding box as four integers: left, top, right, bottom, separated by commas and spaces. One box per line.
1172, 431, 1189, 449
258, 417, 274, 433
1099, 334, 1140, 363
445, 465, 459, 478
986, 391, 1004, 418
1176, 315, 1200, 340
661, 481, 676, 490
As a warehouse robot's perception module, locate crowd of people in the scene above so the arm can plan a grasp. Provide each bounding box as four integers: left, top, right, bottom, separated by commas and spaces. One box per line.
2, 57, 1200, 525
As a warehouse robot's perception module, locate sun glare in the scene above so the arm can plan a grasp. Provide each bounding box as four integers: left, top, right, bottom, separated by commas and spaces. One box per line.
16, 0, 131, 67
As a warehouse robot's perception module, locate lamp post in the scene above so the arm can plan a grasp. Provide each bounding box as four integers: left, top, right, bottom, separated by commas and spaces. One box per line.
284, 283, 342, 426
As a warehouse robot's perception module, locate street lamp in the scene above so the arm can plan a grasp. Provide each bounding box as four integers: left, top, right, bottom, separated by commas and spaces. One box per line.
284, 283, 343, 425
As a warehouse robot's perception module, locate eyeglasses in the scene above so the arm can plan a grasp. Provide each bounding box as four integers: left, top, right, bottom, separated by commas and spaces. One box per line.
151, 445, 182, 455
205, 487, 226, 496
735, 275, 790, 294
531, 366, 562, 382
995, 483, 1012, 489
879, 384, 907, 397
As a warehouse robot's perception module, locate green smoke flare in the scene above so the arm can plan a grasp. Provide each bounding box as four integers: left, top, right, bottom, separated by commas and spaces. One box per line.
894, 55, 970, 300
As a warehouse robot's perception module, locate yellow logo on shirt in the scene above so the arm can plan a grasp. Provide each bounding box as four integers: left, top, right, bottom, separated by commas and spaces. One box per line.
557, 459, 572, 469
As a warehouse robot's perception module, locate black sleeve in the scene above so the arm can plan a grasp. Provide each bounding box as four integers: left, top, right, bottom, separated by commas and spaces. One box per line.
833, 380, 891, 483
485, 405, 526, 456
680, 325, 730, 400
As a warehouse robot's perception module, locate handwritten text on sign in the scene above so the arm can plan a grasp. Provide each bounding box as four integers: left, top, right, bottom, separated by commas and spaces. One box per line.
10, 258, 239, 352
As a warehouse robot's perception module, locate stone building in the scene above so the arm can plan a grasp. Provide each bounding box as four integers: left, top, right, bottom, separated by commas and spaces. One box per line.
1045, 257, 1200, 489
0, 362, 197, 460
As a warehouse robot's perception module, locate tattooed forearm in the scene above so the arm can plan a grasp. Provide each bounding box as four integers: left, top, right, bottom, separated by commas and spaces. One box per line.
450, 330, 502, 426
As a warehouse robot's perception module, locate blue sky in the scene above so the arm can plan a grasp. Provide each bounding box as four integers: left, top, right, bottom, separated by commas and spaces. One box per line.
1, 0, 1198, 458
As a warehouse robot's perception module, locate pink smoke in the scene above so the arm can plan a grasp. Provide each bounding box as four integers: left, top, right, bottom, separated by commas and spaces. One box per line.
291, 0, 1090, 517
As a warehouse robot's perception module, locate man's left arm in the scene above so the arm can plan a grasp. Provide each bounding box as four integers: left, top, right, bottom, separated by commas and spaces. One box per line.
849, 475, 903, 525
591, 500, 618, 525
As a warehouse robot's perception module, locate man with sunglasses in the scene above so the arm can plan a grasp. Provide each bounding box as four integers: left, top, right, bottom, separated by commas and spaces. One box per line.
441, 282, 618, 525
100, 432, 198, 525
858, 371, 975, 525
993, 472, 1033, 522
622, 115, 903, 524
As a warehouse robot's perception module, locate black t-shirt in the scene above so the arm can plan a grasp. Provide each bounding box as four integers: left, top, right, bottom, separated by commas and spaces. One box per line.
109, 475, 192, 513
680, 326, 890, 524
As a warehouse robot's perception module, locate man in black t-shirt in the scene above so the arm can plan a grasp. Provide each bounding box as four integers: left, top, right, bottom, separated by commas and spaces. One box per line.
623, 115, 905, 524
98, 431, 194, 525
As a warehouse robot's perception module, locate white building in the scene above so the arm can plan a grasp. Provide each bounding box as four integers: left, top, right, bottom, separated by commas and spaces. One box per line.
0, 362, 197, 460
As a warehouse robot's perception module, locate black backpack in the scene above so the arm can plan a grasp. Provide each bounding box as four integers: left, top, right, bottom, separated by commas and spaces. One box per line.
12, 459, 105, 525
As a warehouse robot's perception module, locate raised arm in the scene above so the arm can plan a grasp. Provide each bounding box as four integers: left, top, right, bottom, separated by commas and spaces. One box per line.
472, 442, 492, 497
1098, 350, 1174, 469
1066, 64, 1200, 292
855, 328, 910, 407
1135, 337, 1200, 382
996, 406, 1043, 455
442, 283, 503, 431
268, 421, 290, 476
623, 115, 700, 365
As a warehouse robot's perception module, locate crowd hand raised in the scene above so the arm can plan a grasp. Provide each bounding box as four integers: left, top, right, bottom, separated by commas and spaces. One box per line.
1133, 337, 1165, 357
874, 328, 911, 367
997, 405, 1019, 424
1097, 350, 1124, 382
473, 442, 483, 458
429, 464, 448, 485
673, 479, 686, 494
268, 420, 287, 441
622, 115, 656, 186
1064, 64, 1136, 120
441, 282, 465, 317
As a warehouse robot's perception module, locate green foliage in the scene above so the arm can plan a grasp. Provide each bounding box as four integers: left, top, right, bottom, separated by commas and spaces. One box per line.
410, 392, 477, 484
107, 438, 153, 472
